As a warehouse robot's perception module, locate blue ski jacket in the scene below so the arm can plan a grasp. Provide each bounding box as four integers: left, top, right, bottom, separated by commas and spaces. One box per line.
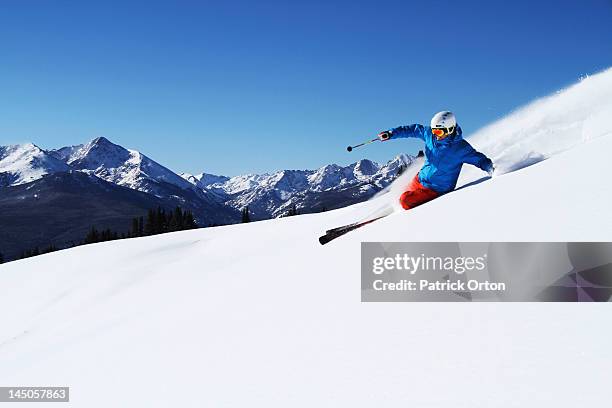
388, 124, 493, 193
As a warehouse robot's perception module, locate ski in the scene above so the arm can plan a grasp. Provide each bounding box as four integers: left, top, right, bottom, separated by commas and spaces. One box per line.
319, 215, 389, 245
325, 220, 363, 234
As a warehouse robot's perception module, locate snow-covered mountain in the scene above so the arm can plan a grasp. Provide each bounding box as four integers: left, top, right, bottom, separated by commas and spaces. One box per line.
1, 136, 419, 223
180, 172, 230, 189
184, 153, 420, 219
0, 143, 69, 187
0, 137, 239, 239
0, 136, 419, 257
1, 67, 611, 407
48, 137, 196, 196
2, 136, 207, 198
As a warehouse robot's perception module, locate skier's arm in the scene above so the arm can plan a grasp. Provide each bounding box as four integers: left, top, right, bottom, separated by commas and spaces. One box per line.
461, 142, 494, 173
379, 124, 426, 141
391, 124, 427, 141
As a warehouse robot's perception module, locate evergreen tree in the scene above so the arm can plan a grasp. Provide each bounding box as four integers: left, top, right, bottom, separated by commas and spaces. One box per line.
0, 252, 4, 264
155, 207, 168, 234
174, 207, 184, 229
241, 206, 251, 223
144, 208, 156, 235
131, 217, 139, 237
139, 206, 198, 237
184, 210, 197, 229
286, 203, 298, 217
42, 244, 58, 254
167, 211, 175, 231
168, 207, 179, 231
85, 226, 100, 244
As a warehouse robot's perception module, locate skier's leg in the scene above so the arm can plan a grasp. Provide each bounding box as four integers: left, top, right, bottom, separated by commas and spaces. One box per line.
399, 175, 439, 210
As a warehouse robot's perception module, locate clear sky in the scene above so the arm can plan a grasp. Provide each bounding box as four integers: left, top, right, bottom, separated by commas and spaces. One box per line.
1, 0, 611, 176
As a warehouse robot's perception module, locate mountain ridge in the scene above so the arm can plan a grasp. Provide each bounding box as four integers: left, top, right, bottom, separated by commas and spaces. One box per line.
182, 153, 420, 219
2, 137, 420, 220
0, 136, 419, 258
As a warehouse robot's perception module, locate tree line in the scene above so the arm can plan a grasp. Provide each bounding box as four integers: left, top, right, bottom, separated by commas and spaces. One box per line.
240, 203, 300, 223
2, 204, 298, 264
3, 206, 198, 263
84, 206, 198, 244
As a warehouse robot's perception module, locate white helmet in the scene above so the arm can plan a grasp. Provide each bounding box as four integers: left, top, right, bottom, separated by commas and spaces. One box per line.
430, 111, 456, 130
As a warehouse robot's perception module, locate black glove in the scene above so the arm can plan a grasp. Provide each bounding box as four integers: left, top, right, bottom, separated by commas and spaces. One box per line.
378, 131, 392, 141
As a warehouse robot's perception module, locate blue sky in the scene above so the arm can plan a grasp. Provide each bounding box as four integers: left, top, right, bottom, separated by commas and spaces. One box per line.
1, 0, 611, 176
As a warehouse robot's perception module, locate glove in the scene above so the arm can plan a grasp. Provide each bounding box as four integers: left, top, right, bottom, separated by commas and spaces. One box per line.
487, 165, 495, 177
378, 131, 392, 141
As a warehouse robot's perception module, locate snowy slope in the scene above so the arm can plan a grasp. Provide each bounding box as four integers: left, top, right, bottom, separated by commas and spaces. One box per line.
471, 70, 612, 173
0, 134, 611, 407
0, 143, 69, 187
1, 69, 612, 406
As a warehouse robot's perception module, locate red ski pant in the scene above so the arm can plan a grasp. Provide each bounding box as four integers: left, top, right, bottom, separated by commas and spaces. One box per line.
399, 174, 440, 210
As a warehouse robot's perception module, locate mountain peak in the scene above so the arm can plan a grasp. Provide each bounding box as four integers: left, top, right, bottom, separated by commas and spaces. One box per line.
195, 172, 230, 187
0, 142, 69, 187
21, 142, 40, 150
353, 159, 379, 177
90, 136, 113, 146
76, 136, 129, 161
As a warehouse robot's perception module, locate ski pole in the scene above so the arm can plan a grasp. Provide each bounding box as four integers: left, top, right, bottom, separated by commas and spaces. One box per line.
346, 137, 379, 152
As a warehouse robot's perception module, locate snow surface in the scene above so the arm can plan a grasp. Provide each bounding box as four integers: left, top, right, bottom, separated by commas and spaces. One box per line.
1, 69, 612, 406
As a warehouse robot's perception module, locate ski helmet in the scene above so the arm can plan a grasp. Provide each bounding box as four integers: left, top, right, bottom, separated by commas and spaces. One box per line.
430, 111, 457, 129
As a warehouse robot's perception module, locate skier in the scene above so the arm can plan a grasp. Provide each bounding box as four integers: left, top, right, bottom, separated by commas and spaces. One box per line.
378, 111, 494, 210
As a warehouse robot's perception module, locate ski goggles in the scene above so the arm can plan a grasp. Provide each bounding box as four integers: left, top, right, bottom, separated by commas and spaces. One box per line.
432, 126, 454, 138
